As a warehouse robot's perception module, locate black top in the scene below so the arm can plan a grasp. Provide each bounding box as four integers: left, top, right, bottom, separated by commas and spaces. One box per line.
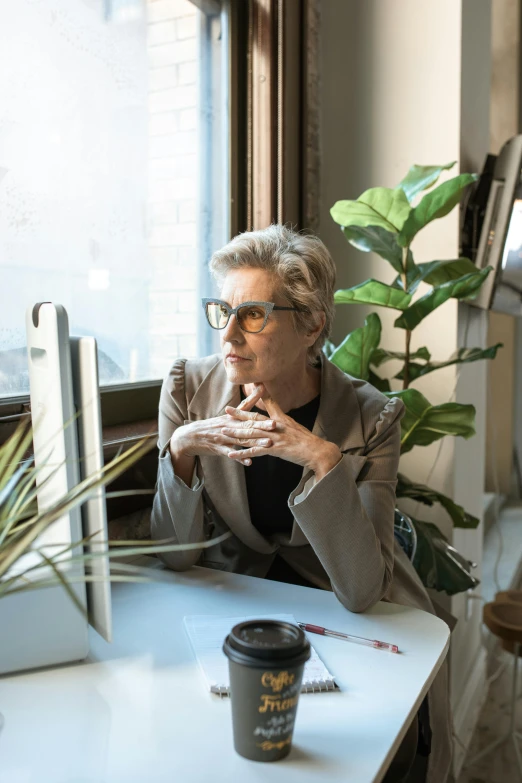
239, 388, 321, 537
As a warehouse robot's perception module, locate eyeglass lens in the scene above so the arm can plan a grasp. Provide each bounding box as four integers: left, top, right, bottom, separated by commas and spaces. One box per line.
205, 302, 267, 333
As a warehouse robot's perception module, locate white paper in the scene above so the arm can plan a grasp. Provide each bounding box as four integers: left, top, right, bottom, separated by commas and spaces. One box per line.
183, 613, 338, 695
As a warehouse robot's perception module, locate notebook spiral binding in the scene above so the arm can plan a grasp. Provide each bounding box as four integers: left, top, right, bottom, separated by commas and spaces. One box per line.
211, 678, 338, 698
301, 677, 338, 694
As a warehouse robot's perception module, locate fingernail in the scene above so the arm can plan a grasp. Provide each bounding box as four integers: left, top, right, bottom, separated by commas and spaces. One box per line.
261, 439, 270, 446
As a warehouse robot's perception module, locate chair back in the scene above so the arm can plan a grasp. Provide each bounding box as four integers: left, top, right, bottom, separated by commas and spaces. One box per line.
394, 509, 417, 562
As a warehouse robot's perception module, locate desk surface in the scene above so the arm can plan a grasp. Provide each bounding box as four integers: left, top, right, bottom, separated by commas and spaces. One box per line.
0, 566, 449, 783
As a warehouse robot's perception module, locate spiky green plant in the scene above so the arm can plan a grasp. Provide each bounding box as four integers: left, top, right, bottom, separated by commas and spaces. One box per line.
0, 417, 230, 614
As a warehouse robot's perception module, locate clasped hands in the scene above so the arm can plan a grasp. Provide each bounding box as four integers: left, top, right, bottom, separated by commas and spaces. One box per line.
225, 384, 342, 479
174, 383, 341, 480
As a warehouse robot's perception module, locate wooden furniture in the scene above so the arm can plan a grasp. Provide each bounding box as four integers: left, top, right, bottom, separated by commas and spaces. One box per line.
468, 589, 522, 773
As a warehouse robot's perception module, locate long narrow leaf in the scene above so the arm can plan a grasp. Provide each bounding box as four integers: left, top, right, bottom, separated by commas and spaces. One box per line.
0, 457, 33, 510
38, 551, 86, 617
0, 531, 233, 592
0, 461, 63, 544
0, 419, 33, 492
0, 436, 155, 578
104, 489, 155, 499
0, 573, 156, 600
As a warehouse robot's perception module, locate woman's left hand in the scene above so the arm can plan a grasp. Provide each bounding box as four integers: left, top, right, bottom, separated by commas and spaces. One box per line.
222, 395, 342, 479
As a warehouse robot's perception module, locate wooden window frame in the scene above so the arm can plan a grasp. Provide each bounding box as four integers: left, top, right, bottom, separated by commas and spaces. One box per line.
247, 0, 306, 230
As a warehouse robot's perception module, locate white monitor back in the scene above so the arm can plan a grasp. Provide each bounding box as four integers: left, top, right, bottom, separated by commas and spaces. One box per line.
0, 303, 111, 675
70, 335, 112, 642
472, 134, 522, 314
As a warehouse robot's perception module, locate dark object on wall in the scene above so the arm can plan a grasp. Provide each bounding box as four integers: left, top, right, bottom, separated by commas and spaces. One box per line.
467, 134, 522, 315
461, 153, 496, 262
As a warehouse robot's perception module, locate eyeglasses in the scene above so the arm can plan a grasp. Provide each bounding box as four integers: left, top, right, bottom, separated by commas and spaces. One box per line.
202, 298, 301, 334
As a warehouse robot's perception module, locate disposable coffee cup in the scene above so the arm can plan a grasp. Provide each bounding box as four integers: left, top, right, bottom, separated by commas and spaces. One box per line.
223, 619, 311, 762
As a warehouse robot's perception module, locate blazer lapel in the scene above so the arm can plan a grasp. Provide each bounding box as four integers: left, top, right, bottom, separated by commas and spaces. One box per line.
312, 353, 367, 453
282, 355, 368, 547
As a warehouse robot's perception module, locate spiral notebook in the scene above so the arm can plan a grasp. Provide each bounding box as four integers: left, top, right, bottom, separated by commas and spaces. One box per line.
183, 613, 339, 696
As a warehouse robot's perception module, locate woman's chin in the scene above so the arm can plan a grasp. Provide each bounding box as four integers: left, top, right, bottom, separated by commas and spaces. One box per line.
223, 361, 256, 383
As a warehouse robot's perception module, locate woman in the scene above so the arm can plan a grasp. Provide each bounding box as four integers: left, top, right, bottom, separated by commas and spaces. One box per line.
151, 225, 452, 783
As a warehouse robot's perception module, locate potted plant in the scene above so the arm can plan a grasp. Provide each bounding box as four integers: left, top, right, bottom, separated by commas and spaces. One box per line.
329, 162, 501, 595
0, 417, 230, 609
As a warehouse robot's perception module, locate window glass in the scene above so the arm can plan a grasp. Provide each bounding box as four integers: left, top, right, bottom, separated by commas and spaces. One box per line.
0, 0, 227, 397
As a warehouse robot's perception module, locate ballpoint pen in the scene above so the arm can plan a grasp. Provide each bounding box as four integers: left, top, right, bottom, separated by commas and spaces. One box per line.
297, 622, 399, 654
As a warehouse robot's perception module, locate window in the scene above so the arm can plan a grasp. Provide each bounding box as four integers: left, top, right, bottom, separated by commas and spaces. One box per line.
0, 0, 228, 397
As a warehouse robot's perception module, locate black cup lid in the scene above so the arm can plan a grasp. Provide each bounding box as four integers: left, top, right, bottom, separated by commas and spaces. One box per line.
223, 620, 311, 665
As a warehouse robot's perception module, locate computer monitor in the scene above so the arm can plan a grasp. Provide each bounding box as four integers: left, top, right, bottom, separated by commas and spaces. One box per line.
470, 134, 522, 315
26, 302, 111, 641
70, 334, 112, 642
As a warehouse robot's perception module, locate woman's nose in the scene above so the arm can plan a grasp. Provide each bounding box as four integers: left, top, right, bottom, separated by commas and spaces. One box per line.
222, 313, 243, 342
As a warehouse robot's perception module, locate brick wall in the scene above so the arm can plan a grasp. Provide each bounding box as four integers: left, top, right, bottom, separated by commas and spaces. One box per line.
147, 0, 200, 380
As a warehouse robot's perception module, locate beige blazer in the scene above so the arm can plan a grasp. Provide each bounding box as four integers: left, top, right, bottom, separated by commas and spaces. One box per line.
151, 353, 452, 783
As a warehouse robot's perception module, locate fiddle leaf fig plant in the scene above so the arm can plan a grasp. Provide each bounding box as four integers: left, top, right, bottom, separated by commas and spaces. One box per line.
330, 161, 503, 595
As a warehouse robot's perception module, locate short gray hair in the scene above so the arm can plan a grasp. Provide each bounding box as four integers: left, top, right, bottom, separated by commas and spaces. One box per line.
209, 225, 336, 364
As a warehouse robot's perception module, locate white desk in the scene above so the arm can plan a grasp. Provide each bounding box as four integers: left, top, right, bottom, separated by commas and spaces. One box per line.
0, 566, 449, 783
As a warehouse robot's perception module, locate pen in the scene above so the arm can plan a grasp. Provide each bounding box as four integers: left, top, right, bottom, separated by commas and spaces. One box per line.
297, 622, 399, 654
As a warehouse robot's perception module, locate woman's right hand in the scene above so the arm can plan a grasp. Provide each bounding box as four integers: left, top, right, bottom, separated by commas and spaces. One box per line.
170, 384, 274, 467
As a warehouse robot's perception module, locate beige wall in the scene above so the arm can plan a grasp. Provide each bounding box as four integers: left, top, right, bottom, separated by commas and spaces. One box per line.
318, 0, 492, 763
319, 0, 469, 506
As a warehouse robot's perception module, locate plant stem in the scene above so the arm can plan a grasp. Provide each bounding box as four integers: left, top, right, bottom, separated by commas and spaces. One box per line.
401, 246, 411, 390
400, 247, 409, 293
403, 330, 411, 389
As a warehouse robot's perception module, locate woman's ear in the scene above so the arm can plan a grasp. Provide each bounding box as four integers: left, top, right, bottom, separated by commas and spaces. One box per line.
306, 311, 326, 344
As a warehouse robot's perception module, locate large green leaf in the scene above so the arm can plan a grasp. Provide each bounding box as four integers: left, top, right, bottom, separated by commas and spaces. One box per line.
329, 313, 381, 380
386, 388, 475, 453
397, 162, 456, 203
416, 258, 479, 287
411, 518, 479, 595
395, 343, 503, 382
341, 225, 414, 275
368, 369, 391, 393
371, 346, 431, 367
394, 267, 491, 330
396, 473, 478, 529
395, 257, 479, 294
398, 173, 478, 246
335, 280, 412, 310
331, 187, 411, 234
